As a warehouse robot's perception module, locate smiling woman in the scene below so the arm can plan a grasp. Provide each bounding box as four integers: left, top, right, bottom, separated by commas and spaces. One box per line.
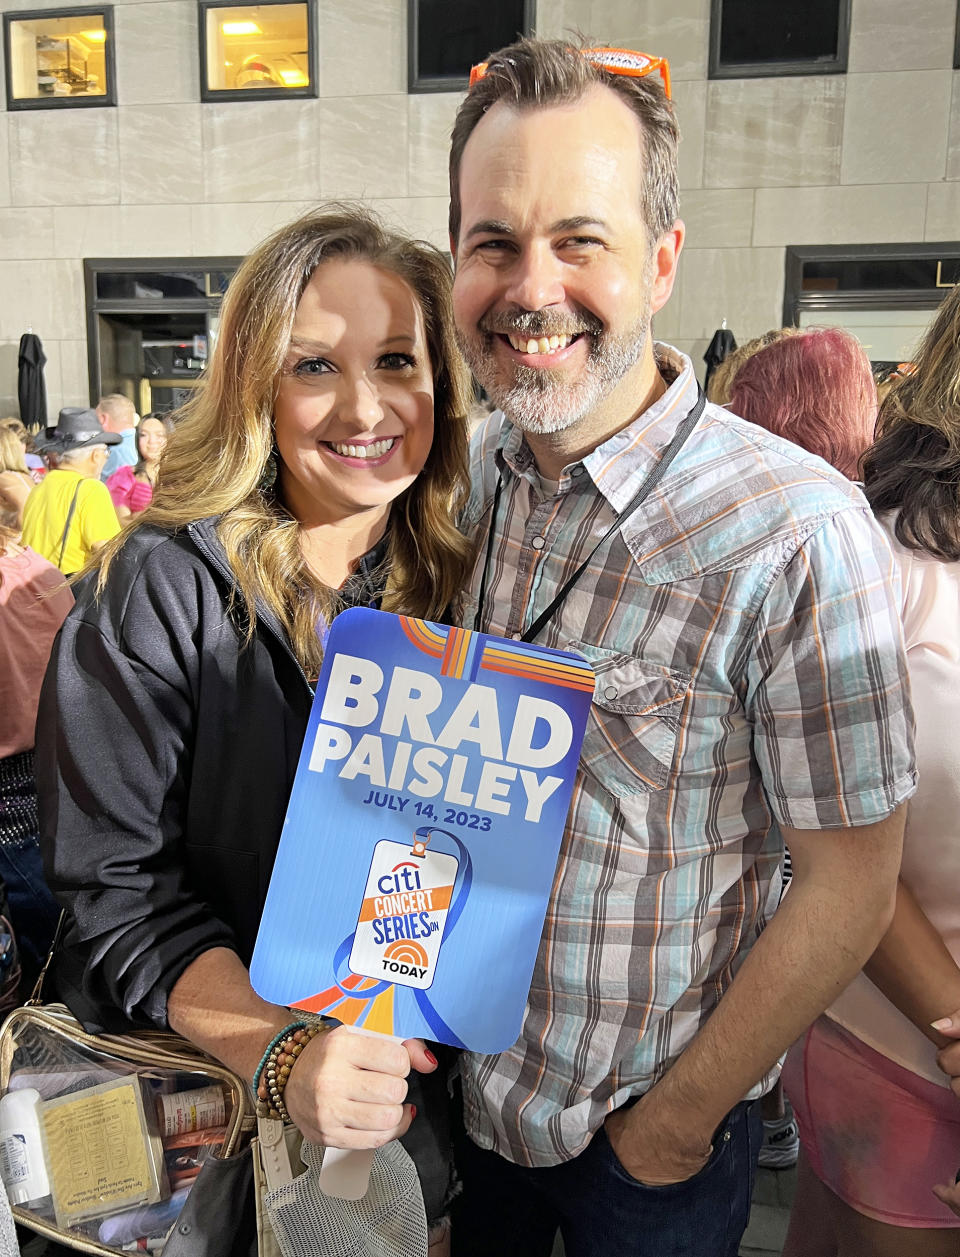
35, 205, 472, 1255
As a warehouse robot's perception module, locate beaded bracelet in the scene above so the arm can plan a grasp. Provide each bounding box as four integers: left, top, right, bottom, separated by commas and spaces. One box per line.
255, 1021, 325, 1121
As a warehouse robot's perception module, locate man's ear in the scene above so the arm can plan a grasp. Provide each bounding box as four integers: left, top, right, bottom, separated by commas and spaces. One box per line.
650, 219, 684, 317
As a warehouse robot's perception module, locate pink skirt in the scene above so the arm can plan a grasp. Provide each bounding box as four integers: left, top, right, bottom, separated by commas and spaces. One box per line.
782, 1015, 960, 1229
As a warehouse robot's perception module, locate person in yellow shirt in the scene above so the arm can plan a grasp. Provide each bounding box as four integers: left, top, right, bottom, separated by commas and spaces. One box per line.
21, 408, 122, 574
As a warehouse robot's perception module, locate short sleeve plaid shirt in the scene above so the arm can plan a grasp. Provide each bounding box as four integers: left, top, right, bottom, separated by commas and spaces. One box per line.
458, 345, 916, 1168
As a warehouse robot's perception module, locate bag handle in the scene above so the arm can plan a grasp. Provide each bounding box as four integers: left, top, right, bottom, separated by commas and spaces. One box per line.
57, 480, 83, 571
27, 908, 66, 1007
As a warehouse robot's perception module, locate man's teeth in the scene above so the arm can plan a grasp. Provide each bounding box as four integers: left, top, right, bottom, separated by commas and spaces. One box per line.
507, 333, 575, 355
329, 438, 395, 458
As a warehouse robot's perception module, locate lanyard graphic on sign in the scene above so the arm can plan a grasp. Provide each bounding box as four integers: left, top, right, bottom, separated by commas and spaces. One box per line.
474, 388, 707, 643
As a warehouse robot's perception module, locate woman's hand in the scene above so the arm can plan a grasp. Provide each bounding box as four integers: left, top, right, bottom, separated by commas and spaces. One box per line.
283, 1026, 438, 1149
933, 1010, 960, 1099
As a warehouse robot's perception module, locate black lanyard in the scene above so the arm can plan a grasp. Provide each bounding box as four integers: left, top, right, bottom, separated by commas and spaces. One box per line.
474, 386, 707, 644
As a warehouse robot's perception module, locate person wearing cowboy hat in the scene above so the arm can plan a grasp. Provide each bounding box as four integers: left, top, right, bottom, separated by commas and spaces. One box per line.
21, 408, 122, 574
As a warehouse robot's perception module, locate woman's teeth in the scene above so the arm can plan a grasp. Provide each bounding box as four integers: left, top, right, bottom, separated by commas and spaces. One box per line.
507, 333, 575, 355
329, 438, 395, 459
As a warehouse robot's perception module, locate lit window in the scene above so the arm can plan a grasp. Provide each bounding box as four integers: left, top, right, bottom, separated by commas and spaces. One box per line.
709, 0, 850, 78
408, 0, 534, 93
199, 0, 315, 101
3, 7, 115, 110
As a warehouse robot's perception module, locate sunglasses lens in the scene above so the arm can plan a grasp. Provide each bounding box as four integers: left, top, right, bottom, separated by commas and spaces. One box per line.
587, 48, 653, 73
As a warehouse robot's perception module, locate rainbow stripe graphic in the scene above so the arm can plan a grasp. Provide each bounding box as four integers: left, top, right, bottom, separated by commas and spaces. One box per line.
480, 641, 596, 693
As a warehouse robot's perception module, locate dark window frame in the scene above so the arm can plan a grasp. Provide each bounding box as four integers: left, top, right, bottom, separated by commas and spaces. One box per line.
197, 0, 317, 103
955, 0, 960, 69
3, 5, 116, 111
782, 242, 960, 330
407, 0, 535, 93
708, 0, 851, 79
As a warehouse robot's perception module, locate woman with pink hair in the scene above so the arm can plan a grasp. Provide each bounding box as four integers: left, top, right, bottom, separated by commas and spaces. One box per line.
729, 326, 877, 479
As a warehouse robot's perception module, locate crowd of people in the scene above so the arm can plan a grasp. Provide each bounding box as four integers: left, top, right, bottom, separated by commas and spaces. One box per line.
1, 33, 958, 1257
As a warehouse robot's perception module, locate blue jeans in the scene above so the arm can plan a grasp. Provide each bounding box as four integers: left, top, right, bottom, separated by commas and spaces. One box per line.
453, 1100, 761, 1257
0, 836, 60, 996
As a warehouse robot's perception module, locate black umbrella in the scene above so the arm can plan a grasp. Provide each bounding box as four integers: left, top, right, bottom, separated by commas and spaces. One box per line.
703, 325, 737, 395
18, 331, 47, 431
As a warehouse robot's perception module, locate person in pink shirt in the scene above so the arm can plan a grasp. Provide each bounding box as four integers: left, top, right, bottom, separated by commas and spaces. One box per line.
106, 413, 173, 519
782, 285, 960, 1255
0, 520, 73, 992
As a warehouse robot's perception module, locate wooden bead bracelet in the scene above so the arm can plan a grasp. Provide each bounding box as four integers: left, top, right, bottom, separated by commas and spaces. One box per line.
254, 1020, 325, 1121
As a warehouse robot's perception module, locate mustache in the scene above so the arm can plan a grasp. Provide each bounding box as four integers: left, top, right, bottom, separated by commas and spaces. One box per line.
479, 308, 603, 339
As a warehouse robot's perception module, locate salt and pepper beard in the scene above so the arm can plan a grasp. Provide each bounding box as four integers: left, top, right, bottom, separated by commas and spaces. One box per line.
456, 288, 654, 436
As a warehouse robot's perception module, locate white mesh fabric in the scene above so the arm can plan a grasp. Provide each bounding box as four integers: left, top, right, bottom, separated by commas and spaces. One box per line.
264, 1139, 428, 1257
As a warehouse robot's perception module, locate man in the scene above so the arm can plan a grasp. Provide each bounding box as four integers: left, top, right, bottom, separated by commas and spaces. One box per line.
96, 393, 138, 479
448, 38, 915, 1256
21, 407, 121, 574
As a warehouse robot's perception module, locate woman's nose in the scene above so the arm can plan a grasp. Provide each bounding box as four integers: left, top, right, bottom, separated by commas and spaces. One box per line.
338, 375, 384, 427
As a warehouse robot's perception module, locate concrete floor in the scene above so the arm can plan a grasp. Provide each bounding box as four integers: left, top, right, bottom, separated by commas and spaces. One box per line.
740, 1163, 796, 1256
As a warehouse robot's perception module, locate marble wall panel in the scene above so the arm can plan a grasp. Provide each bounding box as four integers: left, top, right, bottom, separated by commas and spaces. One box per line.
674, 79, 706, 191
58, 338, 91, 407
116, 2, 198, 105
0, 261, 85, 341
948, 75, 960, 182
534, 0, 591, 42
680, 188, 755, 249
319, 96, 407, 199
119, 105, 203, 204
841, 71, 953, 185
203, 100, 321, 202
318, 0, 405, 97
52, 204, 192, 258
0, 119, 10, 209
189, 200, 312, 255
587, 0, 710, 80
848, 0, 956, 73
0, 342, 20, 420
674, 246, 785, 343
408, 93, 460, 199
0, 207, 55, 258
753, 184, 927, 247
925, 182, 960, 241
704, 77, 845, 189
10, 111, 120, 206
367, 197, 449, 249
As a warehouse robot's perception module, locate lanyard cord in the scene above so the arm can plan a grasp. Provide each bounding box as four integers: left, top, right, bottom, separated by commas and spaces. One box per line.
473, 387, 707, 644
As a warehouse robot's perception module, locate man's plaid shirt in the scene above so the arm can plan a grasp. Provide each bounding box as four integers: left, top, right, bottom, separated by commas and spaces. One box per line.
459, 346, 916, 1167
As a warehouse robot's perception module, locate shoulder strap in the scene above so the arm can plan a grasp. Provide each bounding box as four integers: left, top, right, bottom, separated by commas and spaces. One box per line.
57, 479, 84, 571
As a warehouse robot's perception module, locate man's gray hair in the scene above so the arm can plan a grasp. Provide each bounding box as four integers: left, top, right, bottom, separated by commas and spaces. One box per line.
59, 443, 107, 464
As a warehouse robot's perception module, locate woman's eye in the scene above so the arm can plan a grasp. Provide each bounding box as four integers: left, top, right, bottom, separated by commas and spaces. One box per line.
378, 352, 416, 371
292, 357, 332, 377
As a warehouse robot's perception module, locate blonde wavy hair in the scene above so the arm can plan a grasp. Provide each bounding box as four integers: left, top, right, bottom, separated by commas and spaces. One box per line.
95, 205, 473, 675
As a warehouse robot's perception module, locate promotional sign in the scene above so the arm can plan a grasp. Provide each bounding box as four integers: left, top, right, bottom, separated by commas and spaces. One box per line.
251, 608, 595, 1054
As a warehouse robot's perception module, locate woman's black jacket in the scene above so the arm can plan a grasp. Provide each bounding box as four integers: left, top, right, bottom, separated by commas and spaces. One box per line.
35, 519, 316, 1032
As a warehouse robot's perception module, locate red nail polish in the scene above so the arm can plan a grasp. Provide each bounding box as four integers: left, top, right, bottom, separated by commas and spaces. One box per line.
424, 1049, 438, 1066
409, 1105, 417, 1120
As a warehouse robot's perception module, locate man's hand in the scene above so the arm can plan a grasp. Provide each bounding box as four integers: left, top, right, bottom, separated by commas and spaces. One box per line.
933, 1010, 960, 1100
603, 1089, 713, 1186
933, 1176, 960, 1219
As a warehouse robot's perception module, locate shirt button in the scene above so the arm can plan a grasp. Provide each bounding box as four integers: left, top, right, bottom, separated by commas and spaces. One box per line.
604, 686, 618, 700
531, 536, 546, 550
571, 466, 584, 477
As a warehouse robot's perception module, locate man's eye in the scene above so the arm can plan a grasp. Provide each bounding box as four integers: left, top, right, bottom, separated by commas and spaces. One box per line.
378, 353, 416, 370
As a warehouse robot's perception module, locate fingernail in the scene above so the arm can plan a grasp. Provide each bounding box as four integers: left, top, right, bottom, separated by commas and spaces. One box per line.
932, 1017, 953, 1031
424, 1049, 438, 1066
409, 1105, 417, 1121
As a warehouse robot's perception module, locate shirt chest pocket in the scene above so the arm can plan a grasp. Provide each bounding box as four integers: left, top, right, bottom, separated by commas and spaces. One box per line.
568, 642, 691, 798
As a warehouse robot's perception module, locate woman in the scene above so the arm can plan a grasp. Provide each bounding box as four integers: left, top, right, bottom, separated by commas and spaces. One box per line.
106, 412, 174, 518
728, 326, 876, 480
0, 427, 35, 530
36, 207, 472, 1254
0, 520, 71, 994
781, 287, 960, 1256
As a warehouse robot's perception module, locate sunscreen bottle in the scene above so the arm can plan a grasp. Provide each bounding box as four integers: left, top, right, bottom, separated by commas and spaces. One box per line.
0, 1088, 51, 1205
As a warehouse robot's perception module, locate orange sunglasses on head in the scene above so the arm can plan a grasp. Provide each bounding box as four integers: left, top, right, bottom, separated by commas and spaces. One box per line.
468, 46, 672, 99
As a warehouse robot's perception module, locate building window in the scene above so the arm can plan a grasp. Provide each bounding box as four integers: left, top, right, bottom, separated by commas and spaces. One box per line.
199, 0, 316, 102
709, 0, 850, 79
408, 0, 534, 93
3, 7, 115, 110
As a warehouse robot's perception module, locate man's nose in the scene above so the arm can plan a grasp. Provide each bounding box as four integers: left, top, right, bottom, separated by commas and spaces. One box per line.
338, 374, 384, 427
503, 242, 565, 311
